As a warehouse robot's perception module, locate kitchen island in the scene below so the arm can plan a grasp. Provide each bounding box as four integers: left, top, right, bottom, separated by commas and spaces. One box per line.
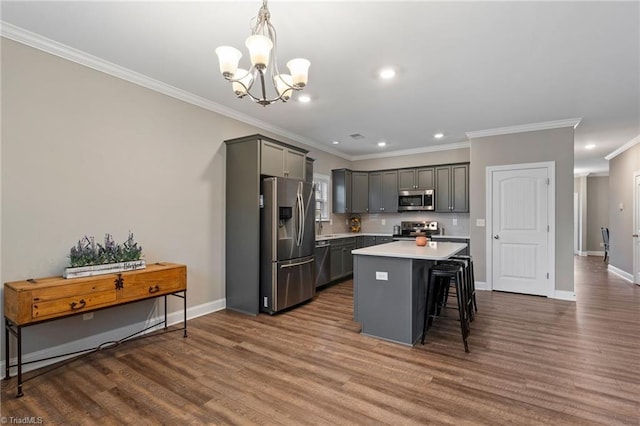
352, 241, 467, 346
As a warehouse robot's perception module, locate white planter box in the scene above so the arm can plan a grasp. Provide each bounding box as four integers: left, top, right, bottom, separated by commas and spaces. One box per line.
63, 260, 146, 279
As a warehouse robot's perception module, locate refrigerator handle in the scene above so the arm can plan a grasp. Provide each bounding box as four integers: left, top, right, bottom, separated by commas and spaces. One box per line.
297, 190, 304, 246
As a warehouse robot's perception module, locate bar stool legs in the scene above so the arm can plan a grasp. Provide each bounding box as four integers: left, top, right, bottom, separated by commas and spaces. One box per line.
421, 263, 470, 353
451, 255, 478, 321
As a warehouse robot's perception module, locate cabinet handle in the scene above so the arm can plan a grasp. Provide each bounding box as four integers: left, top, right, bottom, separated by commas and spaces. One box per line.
148, 285, 160, 294
70, 299, 86, 310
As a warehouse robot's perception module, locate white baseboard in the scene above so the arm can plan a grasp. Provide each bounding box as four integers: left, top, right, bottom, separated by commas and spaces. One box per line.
587, 251, 605, 257
607, 264, 634, 283
475, 281, 575, 301
552, 290, 576, 301
0, 297, 225, 375
577, 251, 589, 257
475, 281, 489, 291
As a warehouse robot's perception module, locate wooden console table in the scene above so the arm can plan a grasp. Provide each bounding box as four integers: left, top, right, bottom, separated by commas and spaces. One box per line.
3, 262, 187, 397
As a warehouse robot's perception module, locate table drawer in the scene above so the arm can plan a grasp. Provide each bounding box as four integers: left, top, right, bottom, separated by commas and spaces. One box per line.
32, 278, 115, 303
120, 267, 186, 301
32, 290, 117, 320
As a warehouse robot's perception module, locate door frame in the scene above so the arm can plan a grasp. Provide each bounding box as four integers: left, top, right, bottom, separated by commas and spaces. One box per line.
633, 170, 640, 285
485, 161, 556, 295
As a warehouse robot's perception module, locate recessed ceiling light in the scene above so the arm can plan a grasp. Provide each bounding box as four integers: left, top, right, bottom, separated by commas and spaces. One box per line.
377, 141, 387, 147
332, 141, 340, 145
379, 68, 396, 80
585, 144, 596, 150
434, 133, 444, 139
298, 94, 311, 103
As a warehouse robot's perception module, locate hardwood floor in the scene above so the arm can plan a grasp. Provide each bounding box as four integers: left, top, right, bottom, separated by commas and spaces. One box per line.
2, 256, 639, 425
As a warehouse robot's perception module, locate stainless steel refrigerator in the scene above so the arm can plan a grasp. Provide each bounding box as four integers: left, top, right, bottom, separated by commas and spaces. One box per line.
260, 177, 316, 314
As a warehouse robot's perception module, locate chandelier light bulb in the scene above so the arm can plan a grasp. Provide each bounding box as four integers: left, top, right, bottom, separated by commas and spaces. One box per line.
245, 35, 273, 69
275, 74, 294, 100
287, 58, 311, 87
232, 69, 254, 96
215, 46, 242, 77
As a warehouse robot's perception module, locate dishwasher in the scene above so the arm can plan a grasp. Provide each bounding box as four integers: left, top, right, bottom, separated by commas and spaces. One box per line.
315, 240, 331, 287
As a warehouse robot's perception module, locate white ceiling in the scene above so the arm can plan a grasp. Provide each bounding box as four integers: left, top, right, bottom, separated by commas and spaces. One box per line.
2, 1, 638, 174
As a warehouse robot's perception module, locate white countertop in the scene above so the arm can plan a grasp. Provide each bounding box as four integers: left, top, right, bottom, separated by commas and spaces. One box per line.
351, 241, 467, 260
316, 232, 392, 241
430, 235, 470, 240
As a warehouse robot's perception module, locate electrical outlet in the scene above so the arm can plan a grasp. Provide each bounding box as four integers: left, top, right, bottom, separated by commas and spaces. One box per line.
83, 312, 94, 320
346, 219, 349, 225
452, 218, 458, 226
476, 219, 485, 227
600, 242, 604, 247
381, 219, 386, 225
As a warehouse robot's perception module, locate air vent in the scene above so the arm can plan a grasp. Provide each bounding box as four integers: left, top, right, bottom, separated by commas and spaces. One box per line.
349, 133, 365, 140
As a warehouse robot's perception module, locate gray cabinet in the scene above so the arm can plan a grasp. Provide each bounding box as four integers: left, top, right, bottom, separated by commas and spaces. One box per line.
398, 168, 434, 190
305, 157, 314, 183
331, 170, 368, 214
224, 134, 309, 315
352, 172, 369, 213
369, 171, 398, 213
261, 140, 306, 180
355, 235, 392, 248
332, 169, 352, 213
329, 238, 356, 281
435, 163, 469, 213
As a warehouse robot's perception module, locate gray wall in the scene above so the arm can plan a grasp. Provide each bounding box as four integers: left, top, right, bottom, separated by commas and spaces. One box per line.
469, 127, 575, 292
1, 39, 350, 359
608, 143, 640, 273
586, 176, 609, 252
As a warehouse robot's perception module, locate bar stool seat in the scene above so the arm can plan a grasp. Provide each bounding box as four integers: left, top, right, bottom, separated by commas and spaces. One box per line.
421, 262, 470, 353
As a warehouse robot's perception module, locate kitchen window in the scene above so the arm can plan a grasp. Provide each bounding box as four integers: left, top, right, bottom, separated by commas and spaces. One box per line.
313, 173, 330, 221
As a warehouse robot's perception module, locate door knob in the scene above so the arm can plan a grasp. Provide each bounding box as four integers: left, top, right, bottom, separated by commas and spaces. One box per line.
494, 235, 500, 239
633, 234, 639, 238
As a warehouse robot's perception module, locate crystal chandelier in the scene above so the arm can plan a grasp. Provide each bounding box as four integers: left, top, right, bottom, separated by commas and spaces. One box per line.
215, 0, 310, 106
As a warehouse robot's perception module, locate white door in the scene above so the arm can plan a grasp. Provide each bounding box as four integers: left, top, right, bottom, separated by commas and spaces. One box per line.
634, 172, 640, 284
490, 166, 551, 296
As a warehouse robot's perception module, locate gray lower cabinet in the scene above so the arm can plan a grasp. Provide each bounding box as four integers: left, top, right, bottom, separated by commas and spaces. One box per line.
329, 238, 356, 281
435, 163, 469, 213
369, 170, 398, 213
356, 235, 392, 248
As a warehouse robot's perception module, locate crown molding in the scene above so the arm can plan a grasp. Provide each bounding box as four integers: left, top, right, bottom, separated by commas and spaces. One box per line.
466, 118, 582, 140
0, 22, 350, 161
350, 142, 470, 162
604, 135, 640, 161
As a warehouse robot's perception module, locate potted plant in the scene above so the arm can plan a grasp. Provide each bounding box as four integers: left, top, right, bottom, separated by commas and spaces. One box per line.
64, 232, 145, 278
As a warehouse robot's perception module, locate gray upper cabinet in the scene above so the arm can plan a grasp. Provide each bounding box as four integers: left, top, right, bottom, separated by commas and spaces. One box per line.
332, 169, 352, 213
305, 157, 314, 183
351, 172, 369, 213
261, 140, 306, 180
398, 167, 435, 190
369, 170, 398, 213
435, 163, 469, 213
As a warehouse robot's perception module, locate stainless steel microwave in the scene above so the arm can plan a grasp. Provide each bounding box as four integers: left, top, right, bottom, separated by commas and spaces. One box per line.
398, 189, 435, 211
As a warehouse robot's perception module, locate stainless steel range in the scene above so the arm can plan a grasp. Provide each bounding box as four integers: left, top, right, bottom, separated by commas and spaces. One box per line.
392, 221, 439, 241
